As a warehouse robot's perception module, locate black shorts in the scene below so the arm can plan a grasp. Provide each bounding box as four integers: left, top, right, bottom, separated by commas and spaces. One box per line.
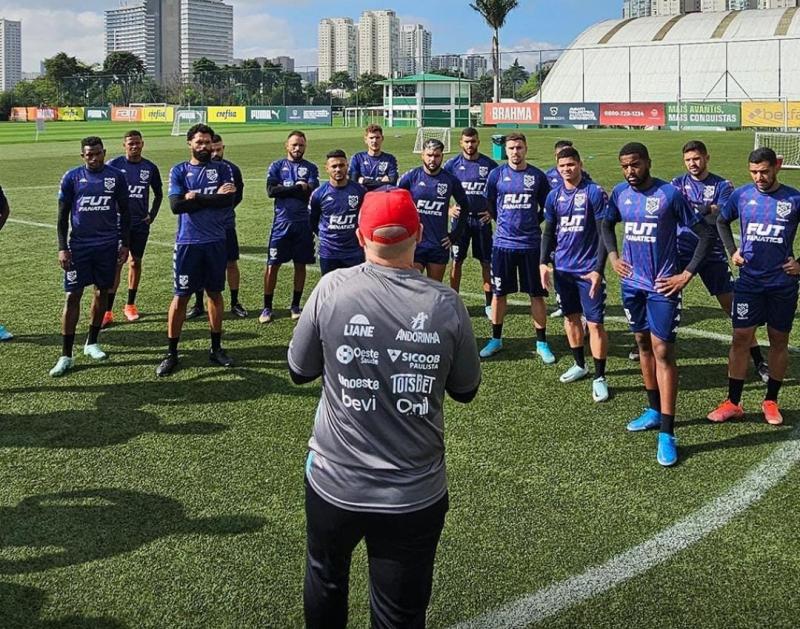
225, 227, 240, 262
129, 225, 150, 259
64, 241, 118, 292
173, 241, 227, 296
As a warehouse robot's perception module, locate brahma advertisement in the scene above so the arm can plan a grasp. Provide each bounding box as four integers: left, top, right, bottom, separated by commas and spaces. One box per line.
482, 102, 540, 125
599, 103, 665, 126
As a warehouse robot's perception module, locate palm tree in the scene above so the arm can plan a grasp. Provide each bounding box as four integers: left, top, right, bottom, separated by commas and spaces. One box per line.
470, 0, 519, 102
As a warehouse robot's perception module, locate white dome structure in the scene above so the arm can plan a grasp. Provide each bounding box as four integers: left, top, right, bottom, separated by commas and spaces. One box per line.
538, 7, 800, 102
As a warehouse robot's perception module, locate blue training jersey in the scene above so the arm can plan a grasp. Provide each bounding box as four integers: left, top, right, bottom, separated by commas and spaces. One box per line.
485, 164, 550, 251
671, 172, 732, 264
168, 160, 233, 245
398, 167, 470, 252
348, 151, 398, 188
59, 164, 128, 247
443, 153, 498, 217
309, 180, 367, 259
721, 183, 800, 289
107, 156, 162, 228
605, 178, 698, 292
267, 158, 320, 224
220, 158, 243, 229
544, 179, 607, 274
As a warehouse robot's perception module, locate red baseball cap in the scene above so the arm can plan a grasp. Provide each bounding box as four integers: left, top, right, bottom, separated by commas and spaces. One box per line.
358, 188, 420, 245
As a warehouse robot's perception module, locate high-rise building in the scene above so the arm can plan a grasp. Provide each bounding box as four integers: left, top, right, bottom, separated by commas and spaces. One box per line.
653, 0, 701, 14
623, 0, 653, 17
463, 54, 488, 79
0, 18, 21, 91
105, 0, 232, 82
271, 56, 295, 73
430, 54, 463, 74
358, 10, 400, 78
318, 17, 358, 82
701, 0, 757, 9
758, 0, 796, 7
399, 23, 431, 75
181, 0, 233, 76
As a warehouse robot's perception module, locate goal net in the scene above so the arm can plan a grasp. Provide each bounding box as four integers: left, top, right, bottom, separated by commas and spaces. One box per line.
172, 108, 207, 137
754, 132, 800, 169
413, 127, 451, 154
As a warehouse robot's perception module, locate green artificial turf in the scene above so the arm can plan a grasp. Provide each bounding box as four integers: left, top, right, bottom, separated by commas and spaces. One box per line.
0, 125, 798, 628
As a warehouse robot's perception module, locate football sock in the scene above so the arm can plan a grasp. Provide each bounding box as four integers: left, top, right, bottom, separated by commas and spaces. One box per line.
491, 323, 503, 340
211, 332, 222, 351
263, 293, 274, 310
127, 288, 137, 306
168, 337, 179, 356
571, 346, 585, 368
728, 378, 745, 405
594, 357, 607, 379
484, 291, 493, 307
750, 345, 764, 367
87, 325, 100, 345
660, 413, 675, 435
62, 333, 75, 357
765, 378, 782, 402
106, 292, 116, 312
230, 289, 239, 307
535, 328, 547, 343
647, 388, 661, 412
194, 290, 204, 309
291, 290, 302, 309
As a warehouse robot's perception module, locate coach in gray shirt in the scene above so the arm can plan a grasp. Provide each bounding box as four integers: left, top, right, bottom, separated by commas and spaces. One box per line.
288, 187, 481, 629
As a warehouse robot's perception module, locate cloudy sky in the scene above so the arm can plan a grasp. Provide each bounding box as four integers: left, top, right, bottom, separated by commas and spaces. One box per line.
0, 0, 621, 73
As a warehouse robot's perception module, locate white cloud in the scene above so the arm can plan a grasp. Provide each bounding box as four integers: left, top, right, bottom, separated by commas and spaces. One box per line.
233, 12, 316, 67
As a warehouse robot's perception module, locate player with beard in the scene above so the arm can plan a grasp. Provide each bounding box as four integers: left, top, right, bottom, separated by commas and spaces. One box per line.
105, 130, 163, 325
443, 127, 498, 318
348, 124, 398, 191
601, 142, 713, 466
156, 124, 237, 377
187, 133, 247, 319
709, 147, 800, 426
398, 138, 469, 282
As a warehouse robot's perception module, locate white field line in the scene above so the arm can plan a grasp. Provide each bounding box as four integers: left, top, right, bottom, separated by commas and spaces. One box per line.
451, 423, 800, 628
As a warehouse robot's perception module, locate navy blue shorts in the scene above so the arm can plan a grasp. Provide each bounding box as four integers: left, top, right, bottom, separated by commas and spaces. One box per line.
621, 284, 681, 343
64, 241, 118, 292
452, 220, 492, 263
319, 253, 365, 275
681, 256, 733, 297
732, 281, 798, 333
268, 221, 315, 266
129, 225, 150, 259
491, 246, 548, 298
554, 270, 606, 324
225, 227, 240, 262
414, 245, 449, 267
173, 241, 227, 296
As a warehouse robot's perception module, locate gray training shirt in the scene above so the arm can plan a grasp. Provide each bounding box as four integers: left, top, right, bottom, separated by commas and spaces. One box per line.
288, 261, 481, 514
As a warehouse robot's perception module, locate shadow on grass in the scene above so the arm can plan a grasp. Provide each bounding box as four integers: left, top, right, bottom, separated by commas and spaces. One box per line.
0, 368, 315, 449
0, 581, 126, 628
0, 488, 265, 575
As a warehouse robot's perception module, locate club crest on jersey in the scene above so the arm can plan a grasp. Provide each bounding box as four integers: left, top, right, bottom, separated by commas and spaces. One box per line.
574, 192, 586, 207
736, 303, 749, 318
523, 174, 535, 189
140, 169, 151, 183
378, 162, 388, 173
776, 201, 792, 219
66, 270, 77, 282
645, 197, 660, 215
207, 169, 218, 183
436, 183, 448, 197
348, 195, 359, 208
479, 166, 489, 177
703, 186, 715, 202
298, 166, 308, 178
104, 178, 116, 192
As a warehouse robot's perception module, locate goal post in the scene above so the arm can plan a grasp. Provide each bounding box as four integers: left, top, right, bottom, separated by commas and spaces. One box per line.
413, 127, 451, 154
754, 132, 800, 169
172, 108, 207, 137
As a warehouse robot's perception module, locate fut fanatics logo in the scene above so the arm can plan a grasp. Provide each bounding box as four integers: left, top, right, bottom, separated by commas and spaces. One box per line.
645, 197, 660, 215
436, 183, 448, 197
737, 303, 749, 319
776, 201, 792, 219
703, 186, 715, 202
207, 169, 219, 183
140, 169, 151, 183
523, 174, 535, 189
479, 166, 489, 177
104, 178, 116, 192
348, 195, 359, 208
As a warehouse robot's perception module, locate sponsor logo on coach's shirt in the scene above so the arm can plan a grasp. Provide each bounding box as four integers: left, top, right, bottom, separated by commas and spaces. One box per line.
336, 344, 379, 366
387, 349, 441, 370
341, 389, 376, 411
344, 314, 374, 338
396, 312, 440, 344
396, 396, 430, 416
338, 373, 379, 391
391, 373, 435, 394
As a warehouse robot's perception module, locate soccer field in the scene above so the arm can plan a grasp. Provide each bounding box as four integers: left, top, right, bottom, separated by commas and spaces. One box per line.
0, 123, 798, 628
